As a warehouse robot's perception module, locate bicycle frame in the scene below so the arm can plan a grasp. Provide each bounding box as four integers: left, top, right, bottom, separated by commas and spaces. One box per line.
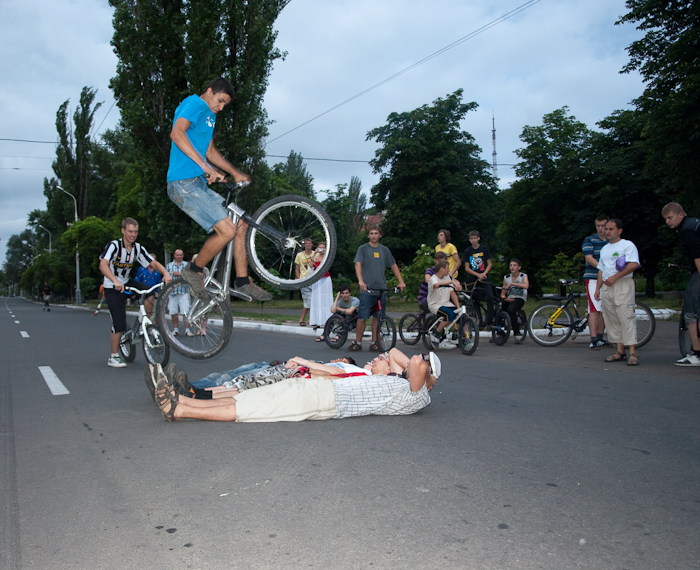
123, 285, 161, 349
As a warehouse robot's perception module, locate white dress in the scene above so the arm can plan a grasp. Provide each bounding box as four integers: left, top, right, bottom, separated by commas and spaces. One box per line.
310, 273, 333, 328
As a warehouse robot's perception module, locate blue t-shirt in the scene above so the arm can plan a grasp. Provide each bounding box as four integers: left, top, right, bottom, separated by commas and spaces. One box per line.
167, 95, 216, 182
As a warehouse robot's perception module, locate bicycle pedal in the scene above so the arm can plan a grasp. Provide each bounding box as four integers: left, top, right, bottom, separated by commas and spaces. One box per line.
230, 290, 253, 302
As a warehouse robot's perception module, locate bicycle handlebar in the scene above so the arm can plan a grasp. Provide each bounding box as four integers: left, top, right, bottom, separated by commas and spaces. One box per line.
123, 282, 163, 296
365, 287, 400, 294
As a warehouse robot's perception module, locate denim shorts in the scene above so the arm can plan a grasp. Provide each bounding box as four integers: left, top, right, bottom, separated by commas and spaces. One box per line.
357, 291, 386, 320
167, 176, 228, 232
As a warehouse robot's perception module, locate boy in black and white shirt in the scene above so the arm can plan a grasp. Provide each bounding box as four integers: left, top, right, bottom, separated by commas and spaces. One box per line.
99, 217, 170, 368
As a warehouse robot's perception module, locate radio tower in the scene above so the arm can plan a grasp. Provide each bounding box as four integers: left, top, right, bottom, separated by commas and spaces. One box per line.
491, 114, 498, 180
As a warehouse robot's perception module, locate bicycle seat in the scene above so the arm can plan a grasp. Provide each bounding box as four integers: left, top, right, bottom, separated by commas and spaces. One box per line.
559, 279, 578, 285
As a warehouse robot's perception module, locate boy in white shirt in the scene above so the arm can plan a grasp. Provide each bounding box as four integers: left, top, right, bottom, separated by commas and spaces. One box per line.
595, 218, 641, 366
427, 260, 461, 349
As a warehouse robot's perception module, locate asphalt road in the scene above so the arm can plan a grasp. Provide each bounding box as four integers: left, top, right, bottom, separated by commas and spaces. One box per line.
1, 297, 699, 570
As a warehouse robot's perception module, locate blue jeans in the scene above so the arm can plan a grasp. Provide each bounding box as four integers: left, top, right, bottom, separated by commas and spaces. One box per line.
191, 362, 270, 389
167, 176, 228, 232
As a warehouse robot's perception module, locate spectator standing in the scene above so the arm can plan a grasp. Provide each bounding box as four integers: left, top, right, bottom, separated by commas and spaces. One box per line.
582, 215, 611, 349
595, 219, 641, 366
662, 202, 700, 366
309, 242, 333, 330
350, 225, 406, 352
294, 237, 314, 326
435, 229, 461, 278
462, 230, 496, 326
166, 249, 193, 337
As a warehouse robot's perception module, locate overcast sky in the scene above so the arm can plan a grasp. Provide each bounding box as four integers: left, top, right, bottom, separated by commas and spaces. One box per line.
0, 0, 644, 265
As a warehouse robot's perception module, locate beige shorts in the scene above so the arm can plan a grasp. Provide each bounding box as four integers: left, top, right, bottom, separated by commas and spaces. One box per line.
234, 377, 337, 423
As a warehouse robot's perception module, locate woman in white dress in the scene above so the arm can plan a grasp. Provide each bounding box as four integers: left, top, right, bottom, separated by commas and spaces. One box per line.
309, 242, 333, 336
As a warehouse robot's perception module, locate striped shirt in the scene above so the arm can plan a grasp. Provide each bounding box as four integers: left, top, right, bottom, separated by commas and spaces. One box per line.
582, 233, 608, 280
332, 375, 430, 419
166, 260, 189, 295
99, 239, 153, 289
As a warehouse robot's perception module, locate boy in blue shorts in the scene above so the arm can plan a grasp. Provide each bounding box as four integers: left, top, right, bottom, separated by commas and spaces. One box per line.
167, 77, 271, 302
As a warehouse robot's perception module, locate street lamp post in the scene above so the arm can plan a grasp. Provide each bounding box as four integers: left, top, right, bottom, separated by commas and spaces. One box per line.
56, 185, 82, 304
38, 224, 52, 254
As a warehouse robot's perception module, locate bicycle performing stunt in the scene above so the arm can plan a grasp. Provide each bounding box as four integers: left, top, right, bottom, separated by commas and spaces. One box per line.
158, 76, 336, 360
167, 77, 269, 303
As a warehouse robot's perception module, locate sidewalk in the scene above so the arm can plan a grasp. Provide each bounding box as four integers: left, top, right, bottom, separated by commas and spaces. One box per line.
55, 299, 678, 341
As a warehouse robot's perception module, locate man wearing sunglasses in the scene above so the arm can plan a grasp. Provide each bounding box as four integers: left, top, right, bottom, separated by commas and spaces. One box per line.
149, 348, 441, 423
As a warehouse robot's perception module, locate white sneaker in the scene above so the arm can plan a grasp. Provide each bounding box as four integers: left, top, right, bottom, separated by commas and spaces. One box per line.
675, 354, 700, 367
108, 355, 127, 368
430, 333, 441, 346
173, 330, 179, 336
438, 339, 457, 350
185, 329, 194, 337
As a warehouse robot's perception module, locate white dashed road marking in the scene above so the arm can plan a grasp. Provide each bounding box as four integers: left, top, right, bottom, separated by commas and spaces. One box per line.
38, 366, 70, 396
20, 331, 29, 338
14, 320, 20, 324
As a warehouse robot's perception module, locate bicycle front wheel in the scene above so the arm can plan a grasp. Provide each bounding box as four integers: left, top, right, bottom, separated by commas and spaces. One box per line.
458, 316, 479, 355
142, 324, 170, 367
634, 301, 656, 348
377, 315, 397, 351
492, 311, 512, 346
528, 304, 573, 347
399, 313, 422, 345
119, 332, 136, 363
246, 196, 337, 290
422, 314, 439, 350
324, 314, 348, 349
156, 279, 233, 360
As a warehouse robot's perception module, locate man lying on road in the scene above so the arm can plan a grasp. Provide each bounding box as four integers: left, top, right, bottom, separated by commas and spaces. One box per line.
146, 348, 440, 423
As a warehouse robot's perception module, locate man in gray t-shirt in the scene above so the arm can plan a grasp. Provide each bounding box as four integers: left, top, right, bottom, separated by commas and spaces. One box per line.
350, 224, 406, 352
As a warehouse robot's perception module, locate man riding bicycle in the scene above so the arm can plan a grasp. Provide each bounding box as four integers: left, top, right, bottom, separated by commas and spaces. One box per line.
167, 76, 271, 303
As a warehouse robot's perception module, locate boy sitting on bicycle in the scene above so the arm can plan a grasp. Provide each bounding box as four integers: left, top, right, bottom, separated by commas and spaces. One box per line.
501, 258, 529, 344
427, 260, 461, 349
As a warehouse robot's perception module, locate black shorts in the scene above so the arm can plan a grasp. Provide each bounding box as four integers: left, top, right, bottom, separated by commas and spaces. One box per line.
104, 279, 147, 333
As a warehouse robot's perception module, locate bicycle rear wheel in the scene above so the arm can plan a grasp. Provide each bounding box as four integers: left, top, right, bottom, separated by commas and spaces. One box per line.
142, 324, 170, 366
634, 301, 656, 348
458, 316, 479, 355
528, 304, 573, 347
492, 311, 512, 346
377, 315, 397, 351
324, 314, 348, 349
399, 313, 422, 345
156, 278, 233, 360
246, 196, 336, 290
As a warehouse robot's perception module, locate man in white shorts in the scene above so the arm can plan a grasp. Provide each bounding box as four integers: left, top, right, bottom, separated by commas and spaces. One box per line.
582, 215, 611, 350
165, 249, 193, 336
152, 348, 441, 422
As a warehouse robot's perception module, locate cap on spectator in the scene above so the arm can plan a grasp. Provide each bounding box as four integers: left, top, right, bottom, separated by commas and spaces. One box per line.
429, 352, 441, 379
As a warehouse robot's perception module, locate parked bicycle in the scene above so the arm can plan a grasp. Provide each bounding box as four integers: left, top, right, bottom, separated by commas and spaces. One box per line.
459, 282, 526, 346
117, 282, 169, 366
324, 288, 397, 351
399, 289, 479, 355
527, 279, 655, 347
156, 181, 336, 360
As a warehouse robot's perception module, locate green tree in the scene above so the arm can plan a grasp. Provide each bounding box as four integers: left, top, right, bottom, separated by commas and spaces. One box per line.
3, 230, 37, 284
617, 0, 700, 211
367, 90, 498, 263
51, 87, 103, 220
498, 107, 596, 290
272, 150, 315, 199
321, 176, 368, 281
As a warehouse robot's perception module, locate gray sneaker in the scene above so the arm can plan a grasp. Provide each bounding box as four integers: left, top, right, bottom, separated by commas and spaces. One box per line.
234, 280, 273, 302
180, 264, 211, 301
